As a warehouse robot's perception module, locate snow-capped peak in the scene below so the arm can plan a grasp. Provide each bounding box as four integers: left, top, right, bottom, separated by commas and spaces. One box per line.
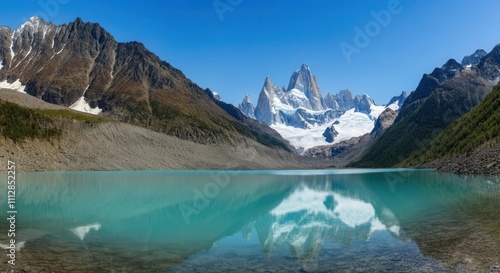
297, 63, 311, 72
28, 16, 44, 24
13, 16, 51, 39
18, 16, 44, 31
239, 95, 255, 119
354, 94, 376, 113
244, 64, 408, 152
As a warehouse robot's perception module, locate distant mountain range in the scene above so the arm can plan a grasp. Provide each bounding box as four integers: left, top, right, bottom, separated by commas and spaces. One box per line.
238, 64, 407, 152
1, 17, 498, 174
236, 45, 499, 170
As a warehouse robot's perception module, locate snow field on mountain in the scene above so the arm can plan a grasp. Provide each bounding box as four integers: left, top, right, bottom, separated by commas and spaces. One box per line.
271, 104, 387, 152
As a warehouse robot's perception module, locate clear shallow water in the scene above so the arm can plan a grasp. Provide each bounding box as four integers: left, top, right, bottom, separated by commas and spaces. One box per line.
0, 169, 499, 272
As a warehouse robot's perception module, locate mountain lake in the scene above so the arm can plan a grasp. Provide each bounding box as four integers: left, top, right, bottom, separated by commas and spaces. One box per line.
0, 169, 499, 272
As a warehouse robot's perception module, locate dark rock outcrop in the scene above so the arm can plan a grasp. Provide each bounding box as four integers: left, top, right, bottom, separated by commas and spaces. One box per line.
333, 89, 355, 112
354, 94, 375, 113
461, 49, 487, 66
322, 125, 338, 143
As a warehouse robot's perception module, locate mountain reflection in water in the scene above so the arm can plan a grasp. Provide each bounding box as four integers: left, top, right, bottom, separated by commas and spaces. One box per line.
0, 170, 498, 272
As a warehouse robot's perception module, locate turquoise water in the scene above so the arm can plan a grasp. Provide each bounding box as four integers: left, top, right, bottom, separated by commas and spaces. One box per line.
0, 169, 499, 272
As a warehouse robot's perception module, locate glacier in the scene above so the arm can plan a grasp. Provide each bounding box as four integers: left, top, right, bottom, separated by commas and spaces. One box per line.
270, 104, 387, 152
240, 64, 407, 152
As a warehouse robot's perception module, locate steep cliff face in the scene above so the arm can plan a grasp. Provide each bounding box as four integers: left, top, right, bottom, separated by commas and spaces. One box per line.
238, 95, 255, 119
0, 17, 117, 106
254, 76, 282, 125
286, 64, 326, 110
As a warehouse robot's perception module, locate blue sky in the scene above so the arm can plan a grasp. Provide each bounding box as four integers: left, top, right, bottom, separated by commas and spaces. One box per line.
3, 0, 500, 106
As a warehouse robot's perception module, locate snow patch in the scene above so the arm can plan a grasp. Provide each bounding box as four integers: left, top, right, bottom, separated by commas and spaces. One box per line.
10, 33, 16, 66
212, 91, 221, 101
289, 88, 308, 100
386, 101, 399, 111
0, 60, 3, 70
69, 96, 102, 115
0, 79, 26, 93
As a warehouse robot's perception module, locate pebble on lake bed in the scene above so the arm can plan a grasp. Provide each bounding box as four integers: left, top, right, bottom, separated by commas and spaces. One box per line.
488, 263, 500, 273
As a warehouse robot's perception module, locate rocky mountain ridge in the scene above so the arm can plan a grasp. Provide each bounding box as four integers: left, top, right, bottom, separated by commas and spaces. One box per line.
0, 17, 291, 150
461, 49, 487, 66
404, 81, 500, 175
352, 45, 500, 167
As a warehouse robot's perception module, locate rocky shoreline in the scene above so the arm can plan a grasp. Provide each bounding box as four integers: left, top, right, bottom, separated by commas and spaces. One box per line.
420, 146, 500, 176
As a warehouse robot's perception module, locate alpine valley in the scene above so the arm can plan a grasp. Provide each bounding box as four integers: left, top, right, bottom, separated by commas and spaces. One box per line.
0, 17, 499, 174
0, 17, 325, 171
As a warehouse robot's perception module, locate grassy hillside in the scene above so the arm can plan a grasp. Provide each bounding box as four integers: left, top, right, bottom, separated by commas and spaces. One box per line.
350, 75, 490, 168
404, 82, 500, 165
0, 100, 104, 143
